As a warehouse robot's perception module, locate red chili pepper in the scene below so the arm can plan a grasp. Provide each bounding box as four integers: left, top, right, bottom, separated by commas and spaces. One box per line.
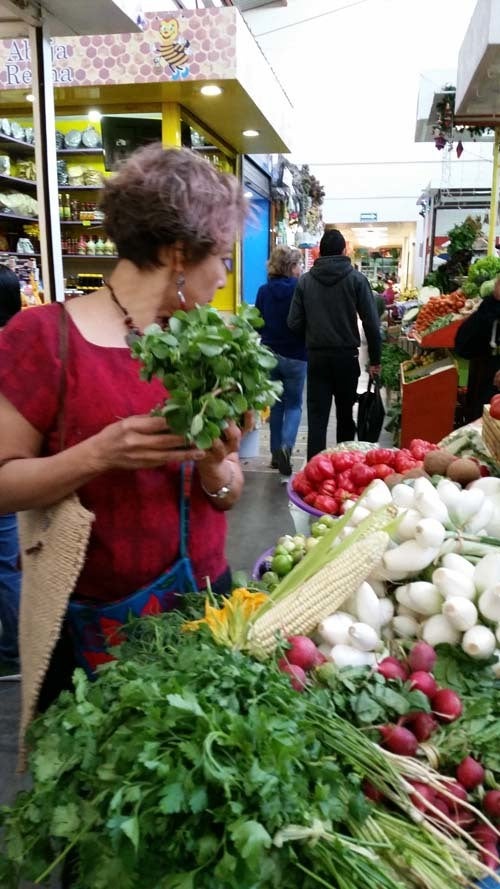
371, 463, 394, 479
365, 448, 396, 467
320, 479, 338, 497
350, 463, 376, 488
313, 494, 339, 515
305, 454, 335, 485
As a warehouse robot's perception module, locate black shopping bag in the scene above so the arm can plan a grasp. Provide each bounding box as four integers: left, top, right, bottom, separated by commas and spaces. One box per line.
357, 376, 385, 442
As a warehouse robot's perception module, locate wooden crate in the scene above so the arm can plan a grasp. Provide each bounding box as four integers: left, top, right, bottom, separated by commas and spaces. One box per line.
482, 406, 500, 462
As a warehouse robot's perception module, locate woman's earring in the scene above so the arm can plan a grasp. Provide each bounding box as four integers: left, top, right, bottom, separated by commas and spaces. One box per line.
177, 274, 186, 308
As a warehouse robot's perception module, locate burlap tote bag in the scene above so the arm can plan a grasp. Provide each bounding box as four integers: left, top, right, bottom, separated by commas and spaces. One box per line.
17, 306, 94, 767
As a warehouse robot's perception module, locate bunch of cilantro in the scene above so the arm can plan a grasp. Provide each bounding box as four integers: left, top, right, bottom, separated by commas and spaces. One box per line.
132, 304, 283, 449
0, 614, 402, 889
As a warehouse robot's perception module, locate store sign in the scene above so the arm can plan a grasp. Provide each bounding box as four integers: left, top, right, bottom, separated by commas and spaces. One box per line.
360, 212, 378, 222
0, 10, 237, 91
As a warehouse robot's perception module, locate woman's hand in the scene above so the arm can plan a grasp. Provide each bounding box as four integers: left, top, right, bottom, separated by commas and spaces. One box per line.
88, 415, 206, 472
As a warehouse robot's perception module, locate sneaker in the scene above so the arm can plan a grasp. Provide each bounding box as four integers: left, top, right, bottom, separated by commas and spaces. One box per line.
276, 445, 292, 477
270, 452, 279, 469
0, 661, 20, 681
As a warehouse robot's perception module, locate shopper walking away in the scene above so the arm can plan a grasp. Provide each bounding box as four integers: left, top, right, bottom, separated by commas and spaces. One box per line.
288, 229, 381, 460
0, 265, 22, 681
255, 245, 306, 478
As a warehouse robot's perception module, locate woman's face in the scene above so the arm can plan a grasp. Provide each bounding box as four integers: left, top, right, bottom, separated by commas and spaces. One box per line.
181, 247, 233, 309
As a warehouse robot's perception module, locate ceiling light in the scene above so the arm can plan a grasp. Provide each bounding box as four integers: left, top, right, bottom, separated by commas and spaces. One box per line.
25, 93, 34, 102
242, 129, 259, 138
88, 109, 102, 123
200, 84, 223, 97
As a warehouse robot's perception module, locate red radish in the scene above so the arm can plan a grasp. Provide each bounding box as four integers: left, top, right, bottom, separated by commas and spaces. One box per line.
379, 724, 418, 756
279, 662, 307, 691
409, 781, 434, 811
456, 756, 485, 791
483, 790, 500, 820
363, 781, 383, 803
471, 824, 499, 845
408, 712, 438, 742
452, 808, 476, 828
408, 641, 437, 673
312, 649, 328, 667
431, 688, 463, 723
409, 671, 438, 698
431, 797, 450, 820
480, 844, 499, 870
437, 780, 468, 815
285, 636, 320, 672
377, 657, 409, 681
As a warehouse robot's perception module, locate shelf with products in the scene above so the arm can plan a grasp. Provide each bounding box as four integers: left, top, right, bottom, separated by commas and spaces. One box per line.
0, 134, 35, 156
57, 185, 101, 191
0, 251, 41, 259
60, 220, 104, 226
0, 174, 37, 190
57, 149, 105, 157
62, 254, 118, 260
0, 211, 38, 223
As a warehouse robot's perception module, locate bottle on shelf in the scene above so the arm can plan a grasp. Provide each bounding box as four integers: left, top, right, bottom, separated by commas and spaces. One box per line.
86, 237, 96, 256
78, 235, 87, 255
103, 237, 115, 256
58, 194, 64, 220
63, 194, 71, 221
95, 236, 104, 256
70, 199, 79, 221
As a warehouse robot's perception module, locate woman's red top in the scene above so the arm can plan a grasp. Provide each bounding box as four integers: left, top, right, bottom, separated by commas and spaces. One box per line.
0, 303, 228, 602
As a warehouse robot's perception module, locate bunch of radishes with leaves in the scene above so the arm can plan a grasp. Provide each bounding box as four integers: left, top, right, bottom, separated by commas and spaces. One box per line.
133, 303, 282, 449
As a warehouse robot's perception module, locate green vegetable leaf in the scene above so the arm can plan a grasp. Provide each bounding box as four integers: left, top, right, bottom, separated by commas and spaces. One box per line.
50, 803, 81, 838
230, 820, 272, 866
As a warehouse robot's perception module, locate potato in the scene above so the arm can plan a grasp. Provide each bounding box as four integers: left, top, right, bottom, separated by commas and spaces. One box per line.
423, 449, 457, 477
446, 458, 481, 485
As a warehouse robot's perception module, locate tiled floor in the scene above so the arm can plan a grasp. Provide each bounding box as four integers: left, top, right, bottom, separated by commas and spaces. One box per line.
0, 342, 392, 887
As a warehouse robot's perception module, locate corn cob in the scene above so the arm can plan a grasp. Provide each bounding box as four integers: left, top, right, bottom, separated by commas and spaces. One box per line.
247, 530, 389, 657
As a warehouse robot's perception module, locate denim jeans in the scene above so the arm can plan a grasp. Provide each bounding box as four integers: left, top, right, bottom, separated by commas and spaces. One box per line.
269, 354, 307, 453
0, 512, 21, 663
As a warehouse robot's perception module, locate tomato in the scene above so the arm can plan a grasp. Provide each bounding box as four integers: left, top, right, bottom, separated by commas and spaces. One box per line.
350, 463, 376, 488
320, 479, 337, 497
304, 492, 318, 506
304, 454, 335, 485
330, 451, 359, 472
409, 439, 435, 460
313, 494, 339, 515
336, 470, 357, 493
365, 448, 396, 467
336, 488, 355, 504
371, 463, 394, 479
394, 452, 417, 474
292, 471, 311, 498
490, 394, 500, 420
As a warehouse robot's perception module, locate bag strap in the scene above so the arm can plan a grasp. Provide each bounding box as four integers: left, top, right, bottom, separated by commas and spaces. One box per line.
56, 303, 69, 453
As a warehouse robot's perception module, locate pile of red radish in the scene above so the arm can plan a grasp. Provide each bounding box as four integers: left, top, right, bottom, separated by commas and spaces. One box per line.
376, 641, 500, 869
291, 439, 437, 516
277, 634, 325, 690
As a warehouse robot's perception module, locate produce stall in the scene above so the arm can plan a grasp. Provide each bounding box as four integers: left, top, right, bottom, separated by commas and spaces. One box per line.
3, 301, 500, 888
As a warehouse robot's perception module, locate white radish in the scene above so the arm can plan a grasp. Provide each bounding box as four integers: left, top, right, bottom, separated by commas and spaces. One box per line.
316, 612, 354, 647
485, 507, 500, 539
361, 479, 392, 511
469, 477, 500, 496
496, 625, 500, 645
366, 577, 386, 598
355, 582, 381, 630
407, 582, 442, 616
383, 542, 439, 577
395, 585, 413, 609
464, 499, 494, 535
474, 553, 500, 594
478, 584, 500, 622
441, 553, 475, 579
442, 597, 478, 631
392, 484, 415, 508
349, 505, 371, 527
452, 488, 485, 526
330, 644, 376, 668
414, 518, 446, 549
392, 614, 419, 637
396, 509, 423, 542
414, 491, 449, 524
378, 598, 394, 626
436, 478, 462, 510
462, 625, 496, 659
432, 568, 476, 601
422, 614, 460, 646
413, 477, 440, 499
348, 622, 380, 652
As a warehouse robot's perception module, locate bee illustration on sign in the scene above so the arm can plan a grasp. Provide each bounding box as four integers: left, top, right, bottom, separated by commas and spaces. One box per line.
154, 18, 190, 80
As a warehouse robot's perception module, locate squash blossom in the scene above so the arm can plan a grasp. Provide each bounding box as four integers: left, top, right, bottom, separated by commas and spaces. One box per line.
182, 588, 268, 648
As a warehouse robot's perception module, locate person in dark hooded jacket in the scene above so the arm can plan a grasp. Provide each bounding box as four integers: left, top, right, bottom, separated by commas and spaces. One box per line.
455, 277, 500, 421
255, 246, 306, 477
288, 229, 381, 459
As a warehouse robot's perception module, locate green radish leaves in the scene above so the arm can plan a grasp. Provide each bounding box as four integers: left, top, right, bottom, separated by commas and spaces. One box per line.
132, 304, 283, 449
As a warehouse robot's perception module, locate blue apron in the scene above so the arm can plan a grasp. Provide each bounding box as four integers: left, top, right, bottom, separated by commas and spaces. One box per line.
67, 463, 198, 677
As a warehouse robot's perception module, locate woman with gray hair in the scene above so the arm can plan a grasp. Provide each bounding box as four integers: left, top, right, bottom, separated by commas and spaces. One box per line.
255, 245, 306, 478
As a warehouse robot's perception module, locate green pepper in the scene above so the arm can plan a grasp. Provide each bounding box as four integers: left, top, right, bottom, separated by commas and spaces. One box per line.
271, 553, 294, 576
